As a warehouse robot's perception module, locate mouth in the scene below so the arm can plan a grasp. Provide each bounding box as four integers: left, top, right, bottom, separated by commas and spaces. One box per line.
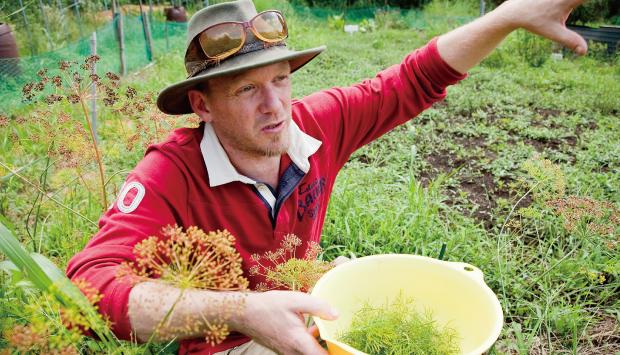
261, 120, 285, 134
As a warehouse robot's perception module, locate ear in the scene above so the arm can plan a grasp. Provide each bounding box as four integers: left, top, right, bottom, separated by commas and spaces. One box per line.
188, 89, 213, 123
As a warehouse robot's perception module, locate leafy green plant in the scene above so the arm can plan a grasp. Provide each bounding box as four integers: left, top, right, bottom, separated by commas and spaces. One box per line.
328, 13, 345, 30
0, 221, 120, 351
374, 8, 407, 30
336, 291, 461, 355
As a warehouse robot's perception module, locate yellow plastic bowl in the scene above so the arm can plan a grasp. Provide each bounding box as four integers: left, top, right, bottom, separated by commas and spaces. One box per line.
311, 254, 503, 355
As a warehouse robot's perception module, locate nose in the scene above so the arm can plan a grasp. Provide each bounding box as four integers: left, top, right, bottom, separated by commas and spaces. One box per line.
259, 84, 283, 114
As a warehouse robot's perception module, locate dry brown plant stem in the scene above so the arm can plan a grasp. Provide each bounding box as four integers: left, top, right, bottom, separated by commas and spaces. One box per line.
0, 162, 97, 227
79, 100, 107, 209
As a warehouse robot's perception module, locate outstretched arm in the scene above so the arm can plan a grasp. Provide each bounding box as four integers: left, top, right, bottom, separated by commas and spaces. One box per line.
436, 0, 589, 74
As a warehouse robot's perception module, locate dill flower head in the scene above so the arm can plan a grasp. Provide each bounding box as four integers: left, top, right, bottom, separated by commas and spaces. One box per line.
250, 234, 335, 292
117, 226, 248, 346
117, 225, 249, 292
547, 196, 619, 242
520, 155, 566, 202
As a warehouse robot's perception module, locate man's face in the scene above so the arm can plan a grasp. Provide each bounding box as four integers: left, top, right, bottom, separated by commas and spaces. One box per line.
198, 62, 292, 158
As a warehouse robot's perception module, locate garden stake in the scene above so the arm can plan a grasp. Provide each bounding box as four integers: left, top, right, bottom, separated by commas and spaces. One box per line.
18, 0, 35, 56
57, 0, 70, 48
438, 242, 447, 260
38, 0, 54, 50
72, 0, 84, 39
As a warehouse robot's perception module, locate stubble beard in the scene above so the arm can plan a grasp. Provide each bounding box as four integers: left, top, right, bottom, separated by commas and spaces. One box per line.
248, 130, 290, 157
216, 121, 290, 158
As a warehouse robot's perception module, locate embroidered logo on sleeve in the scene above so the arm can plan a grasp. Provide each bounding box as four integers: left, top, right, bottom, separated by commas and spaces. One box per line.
117, 182, 146, 213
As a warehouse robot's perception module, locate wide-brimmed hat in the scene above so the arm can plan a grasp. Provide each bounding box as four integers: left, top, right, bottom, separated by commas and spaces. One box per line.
156, 0, 325, 115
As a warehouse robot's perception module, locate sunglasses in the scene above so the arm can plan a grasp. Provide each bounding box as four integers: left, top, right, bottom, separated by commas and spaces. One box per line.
201, 10, 287, 57
185, 10, 288, 77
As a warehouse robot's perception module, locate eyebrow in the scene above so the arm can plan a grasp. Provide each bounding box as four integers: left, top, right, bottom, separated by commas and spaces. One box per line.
232, 62, 291, 84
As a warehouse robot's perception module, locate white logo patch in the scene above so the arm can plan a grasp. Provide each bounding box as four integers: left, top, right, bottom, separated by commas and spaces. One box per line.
117, 182, 145, 213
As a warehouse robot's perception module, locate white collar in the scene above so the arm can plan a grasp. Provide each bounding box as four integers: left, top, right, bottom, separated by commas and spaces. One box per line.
200, 121, 322, 187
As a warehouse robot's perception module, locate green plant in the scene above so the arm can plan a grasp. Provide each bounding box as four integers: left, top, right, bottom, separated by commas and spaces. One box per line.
328, 13, 345, 30
336, 291, 461, 355
374, 8, 407, 30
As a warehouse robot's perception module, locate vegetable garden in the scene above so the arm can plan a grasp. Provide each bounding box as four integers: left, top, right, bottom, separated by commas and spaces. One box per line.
1, 0, 620, 353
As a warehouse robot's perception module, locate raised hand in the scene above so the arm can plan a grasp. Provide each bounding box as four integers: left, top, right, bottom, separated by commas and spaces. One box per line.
499, 0, 589, 55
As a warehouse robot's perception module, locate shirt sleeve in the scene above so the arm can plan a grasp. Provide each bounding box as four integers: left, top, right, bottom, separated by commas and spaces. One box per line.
295, 37, 467, 168
65, 149, 189, 341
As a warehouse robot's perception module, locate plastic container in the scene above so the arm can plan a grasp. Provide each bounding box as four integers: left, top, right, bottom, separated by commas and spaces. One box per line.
166, 6, 187, 23
311, 254, 503, 355
0, 23, 19, 59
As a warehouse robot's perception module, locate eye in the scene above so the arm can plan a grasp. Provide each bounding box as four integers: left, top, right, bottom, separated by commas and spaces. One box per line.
238, 85, 254, 94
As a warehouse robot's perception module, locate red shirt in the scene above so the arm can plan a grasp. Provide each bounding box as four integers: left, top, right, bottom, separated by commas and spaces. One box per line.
66, 37, 466, 354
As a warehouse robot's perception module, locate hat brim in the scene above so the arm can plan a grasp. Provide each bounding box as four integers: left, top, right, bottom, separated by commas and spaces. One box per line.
156, 45, 326, 115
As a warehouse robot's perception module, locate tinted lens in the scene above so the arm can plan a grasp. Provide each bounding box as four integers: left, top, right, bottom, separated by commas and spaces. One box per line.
252, 12, 287, 41
199, 23, 244, 58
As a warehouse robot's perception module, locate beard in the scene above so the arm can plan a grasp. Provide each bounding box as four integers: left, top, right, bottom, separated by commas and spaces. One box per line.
212, 118, 291, 158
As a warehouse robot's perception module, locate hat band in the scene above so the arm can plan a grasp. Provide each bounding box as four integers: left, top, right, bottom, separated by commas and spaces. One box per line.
186, 41, 287, 79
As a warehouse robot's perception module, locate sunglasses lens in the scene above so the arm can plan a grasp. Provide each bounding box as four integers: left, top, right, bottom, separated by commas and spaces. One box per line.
199, 23, 244, 58
253, 12, 287, 41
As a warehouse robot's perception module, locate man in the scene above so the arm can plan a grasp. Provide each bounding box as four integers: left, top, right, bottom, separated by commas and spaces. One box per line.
66, 0, 589, 354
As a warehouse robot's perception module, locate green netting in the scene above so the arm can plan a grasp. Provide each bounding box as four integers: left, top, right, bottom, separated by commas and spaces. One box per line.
0, 14, 190, 114
0, 4, 475, 115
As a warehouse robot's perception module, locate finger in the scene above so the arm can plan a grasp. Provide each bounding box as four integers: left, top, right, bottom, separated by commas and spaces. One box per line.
538, 24, 588, 55
291, 294, 339, 320
307, 324, 320, 338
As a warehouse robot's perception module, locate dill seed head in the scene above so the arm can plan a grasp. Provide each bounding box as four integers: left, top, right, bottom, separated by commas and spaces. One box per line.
44, 94, 64, 104
251, 235, 335, 292
58, 110, 71, 125
31, 134, 40, 142
72, 72, 83, 84
58, 61, 77, 71
36, 68, 48, 76
103, 97, 118, 107
22, 81, 35, 95
9, 132, 19, 143
66, 94, 80, 104
14, 117, 27, 125
0, 114, 8, 127
86, 54, 100, 64
105, 72, 120, 81
89, 74, 100, 82
80, 63, 92, 71
117, 225, 249, 292
125, 86, 137, 99
34, 81, 46, 92
51, 76, 63, 88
